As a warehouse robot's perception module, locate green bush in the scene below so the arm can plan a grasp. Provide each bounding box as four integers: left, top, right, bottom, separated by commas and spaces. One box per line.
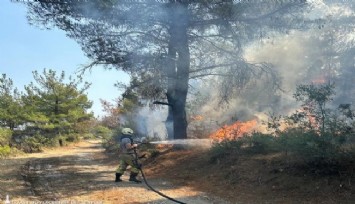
0, 128, 12, 146
93, 125, 112, 139
102, 134, 120, 153
209, 140, 243, 164
82, 133, 95, 140
65, 133, 80, 142
101, 128, 120, 153
241, 133, 279, 154
208, 126, 355, 176
277, 128, 348, 171
57, 135, 67, 147
208, 133, 279, 163
0, 145, 11, 158
99, 130, 115, 152
22, 133, 50, 152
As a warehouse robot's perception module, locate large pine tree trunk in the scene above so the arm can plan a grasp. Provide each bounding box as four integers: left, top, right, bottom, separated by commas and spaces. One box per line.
165, 2, 190, 140
165, 106, 174, 140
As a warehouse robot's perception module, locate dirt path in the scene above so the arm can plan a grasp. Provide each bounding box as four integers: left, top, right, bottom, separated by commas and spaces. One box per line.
15, 140, 230, 204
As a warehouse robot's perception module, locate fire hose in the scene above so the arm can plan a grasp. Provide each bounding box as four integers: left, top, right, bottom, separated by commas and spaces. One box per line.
133, 148, 187, 204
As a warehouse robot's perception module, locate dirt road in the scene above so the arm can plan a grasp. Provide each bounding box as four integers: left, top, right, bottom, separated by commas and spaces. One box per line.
14, 140, 230, 204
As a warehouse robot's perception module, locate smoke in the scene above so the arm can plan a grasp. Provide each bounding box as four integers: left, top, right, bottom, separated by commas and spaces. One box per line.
130, 103, 169, 140
244, 31, 320, 114
190, 32, 329, 126
86, 0, 353, 139
188, 0, 355, 136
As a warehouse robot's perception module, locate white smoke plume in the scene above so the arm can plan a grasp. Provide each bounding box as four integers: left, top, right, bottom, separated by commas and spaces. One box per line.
132, 103, 169, 140
114, 0, 354, 139
188, 5, 354, 135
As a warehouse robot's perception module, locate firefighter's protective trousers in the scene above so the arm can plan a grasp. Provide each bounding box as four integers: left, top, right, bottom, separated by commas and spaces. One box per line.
116, 153, 140, 174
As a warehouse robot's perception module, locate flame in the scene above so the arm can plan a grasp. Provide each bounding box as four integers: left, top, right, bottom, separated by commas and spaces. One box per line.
210, 120, 258, 142
312, 78, 326, 84
303, 107, 320, 131
312, 75, 326, 84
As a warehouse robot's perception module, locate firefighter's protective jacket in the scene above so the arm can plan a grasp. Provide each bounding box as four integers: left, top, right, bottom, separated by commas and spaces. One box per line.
119, 134, 134, 154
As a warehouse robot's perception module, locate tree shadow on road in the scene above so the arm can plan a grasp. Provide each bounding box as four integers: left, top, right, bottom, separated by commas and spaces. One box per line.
17, 143, 207, 202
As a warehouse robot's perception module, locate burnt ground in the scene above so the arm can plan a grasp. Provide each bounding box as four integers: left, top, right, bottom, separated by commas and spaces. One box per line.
1, 139, 354, 204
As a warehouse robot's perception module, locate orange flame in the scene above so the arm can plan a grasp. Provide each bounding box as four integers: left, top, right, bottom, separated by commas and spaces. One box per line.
210, 120, 258, 142
312, 75, 326, 84
312, 78, 326, 84
303, 107, 320, 130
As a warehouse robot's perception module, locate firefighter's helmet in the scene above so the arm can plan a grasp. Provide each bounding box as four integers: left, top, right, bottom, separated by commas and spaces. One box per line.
122, 128, 134, 135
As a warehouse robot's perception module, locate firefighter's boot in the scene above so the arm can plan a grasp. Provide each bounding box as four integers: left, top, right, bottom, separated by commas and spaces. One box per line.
115, 173, 122, 182
129, 172, 142, 183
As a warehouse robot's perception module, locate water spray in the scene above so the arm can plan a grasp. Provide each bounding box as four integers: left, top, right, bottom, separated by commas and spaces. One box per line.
149, 139, 212, 148
136, 138, 213, 149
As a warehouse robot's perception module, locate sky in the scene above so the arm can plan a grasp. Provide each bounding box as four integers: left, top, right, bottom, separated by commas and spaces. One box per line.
0, 1, 130, 118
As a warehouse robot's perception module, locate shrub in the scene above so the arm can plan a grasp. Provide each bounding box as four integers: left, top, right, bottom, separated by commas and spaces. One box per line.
101, 127, 121, 153
277, 127, 349, 174
82, 133, 95, 140
93, 125, 112, 139
57, 135, 67, 147
65, 133, 80, 142
241, 133, 279, 154
0, 128, 12, 146
0, 145, 11, 158
22, 133, 50, 152
209, 140, 243, 164
102, 133, 119, 153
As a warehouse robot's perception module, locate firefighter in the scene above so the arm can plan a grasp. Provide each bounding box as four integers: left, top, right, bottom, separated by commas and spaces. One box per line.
115, 127, 142, 183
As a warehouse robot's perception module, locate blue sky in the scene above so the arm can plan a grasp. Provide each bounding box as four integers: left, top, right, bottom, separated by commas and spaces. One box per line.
0, 1, 130, 118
